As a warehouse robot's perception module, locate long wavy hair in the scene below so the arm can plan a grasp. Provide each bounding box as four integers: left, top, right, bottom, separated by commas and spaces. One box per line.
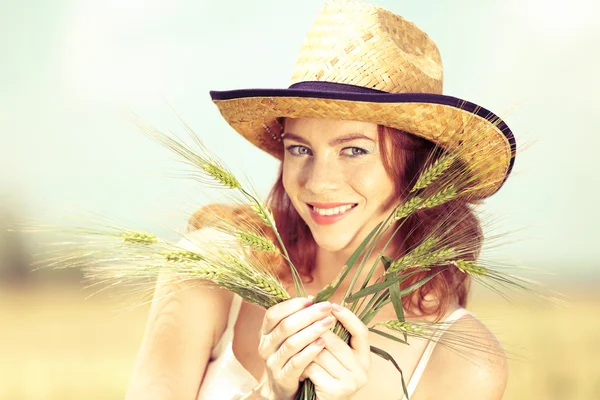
190, 123, 483, 318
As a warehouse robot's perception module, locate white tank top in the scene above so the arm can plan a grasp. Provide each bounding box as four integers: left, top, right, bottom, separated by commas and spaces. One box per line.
196, 293, 473, 400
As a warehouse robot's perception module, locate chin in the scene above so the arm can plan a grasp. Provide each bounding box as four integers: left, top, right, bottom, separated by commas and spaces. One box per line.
310, 229, 356, 253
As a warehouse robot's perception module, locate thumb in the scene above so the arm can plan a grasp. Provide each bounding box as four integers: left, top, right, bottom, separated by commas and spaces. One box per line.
299, 369, 308, 382
258, 369, 269, 385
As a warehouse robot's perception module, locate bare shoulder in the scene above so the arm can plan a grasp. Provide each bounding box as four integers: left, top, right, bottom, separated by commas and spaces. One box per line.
126, 226, 236, 399
187, 202, 259, 232
169, 226, 240, 343
414, 313, 508, 400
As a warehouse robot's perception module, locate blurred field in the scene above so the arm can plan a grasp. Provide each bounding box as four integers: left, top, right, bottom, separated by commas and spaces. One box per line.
1, 283, 599, 400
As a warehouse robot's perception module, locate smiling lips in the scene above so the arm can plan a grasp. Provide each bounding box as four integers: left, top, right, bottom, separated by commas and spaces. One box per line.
306, 202, 358, 225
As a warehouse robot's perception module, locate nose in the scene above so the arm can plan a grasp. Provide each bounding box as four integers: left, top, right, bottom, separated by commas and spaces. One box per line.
302, 154, 343, 195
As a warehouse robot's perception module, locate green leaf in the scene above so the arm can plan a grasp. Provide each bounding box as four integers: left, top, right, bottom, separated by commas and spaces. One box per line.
388, 274, 407, 341
381, 255, 394, 272
314, 222, 382, 303
345, 266, 434, 304
344, 273, 402, 303
397, 272, 440, 297
359, 291, 389, 325
370, 346, 409, 399
375, 272, 443, 311
368, 327, 408, 344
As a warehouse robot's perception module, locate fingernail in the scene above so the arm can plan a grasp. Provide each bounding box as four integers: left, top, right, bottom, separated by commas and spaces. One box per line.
321, 315, 335, 327
331, 303, 343, 312
317, 301, 331, 311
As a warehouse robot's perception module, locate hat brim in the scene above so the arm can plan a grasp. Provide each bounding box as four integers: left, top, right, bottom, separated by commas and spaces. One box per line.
210, 87, 516, 198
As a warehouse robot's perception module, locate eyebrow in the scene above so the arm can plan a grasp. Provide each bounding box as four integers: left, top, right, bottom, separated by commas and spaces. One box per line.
282, 132, 376, 146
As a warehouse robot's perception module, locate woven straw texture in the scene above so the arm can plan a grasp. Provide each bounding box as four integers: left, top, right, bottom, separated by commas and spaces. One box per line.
290, 0, 443, 93
211, 0, 513, 198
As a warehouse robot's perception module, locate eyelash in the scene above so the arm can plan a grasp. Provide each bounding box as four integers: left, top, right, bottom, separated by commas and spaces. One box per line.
285, 145, 369, 158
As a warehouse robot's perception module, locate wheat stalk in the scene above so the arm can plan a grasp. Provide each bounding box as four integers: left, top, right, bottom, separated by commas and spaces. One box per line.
391, 248, 456, 273
201, 164, 242, 189
451, 260, 488, 276
162, 249, 205, 263
394, 197, 425, 220
165, 256, 224, 281
377, 320, 425, 334
194, 206, 281, 256
371, 318, 517, 363
250, 200, 276, 227
421, 185, 458, 209
217, 253, 290, 307
410, 154, 455, 193
122, 231, 159, 245
129, 111, 305, 296
393, 185, 457, 221
236, 231, 279, 253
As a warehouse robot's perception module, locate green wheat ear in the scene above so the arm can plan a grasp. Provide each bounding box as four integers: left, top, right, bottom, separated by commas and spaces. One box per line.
250, 201, 276, 227
253, 278, 290, 303
389, 238, 438, 272
421, 185, 457, 208
162, 249, 205, 263
219, 253, 290, 303
394, 197, 424, 219
236, 230, 279, 253
389, 247, 455, 273
122, 231, 158, 245
452, 260, 488, 276
377, 320, 425, 335
411, 154, 455, 192
201, 163, 241, 189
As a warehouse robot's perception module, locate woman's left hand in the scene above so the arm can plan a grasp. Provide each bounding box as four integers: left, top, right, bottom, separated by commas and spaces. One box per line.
299, 303, 371, 400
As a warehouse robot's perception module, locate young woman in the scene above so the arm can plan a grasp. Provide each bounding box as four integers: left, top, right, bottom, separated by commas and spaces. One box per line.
126, 1, 516, 399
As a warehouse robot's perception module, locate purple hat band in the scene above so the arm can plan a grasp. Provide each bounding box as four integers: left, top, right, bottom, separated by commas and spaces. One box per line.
210, 80, 516, 187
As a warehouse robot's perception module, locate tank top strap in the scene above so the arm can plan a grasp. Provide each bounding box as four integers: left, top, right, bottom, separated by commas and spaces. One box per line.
210, 293, 244, 359
227, 293, 244, 327
402, 307, 474, 399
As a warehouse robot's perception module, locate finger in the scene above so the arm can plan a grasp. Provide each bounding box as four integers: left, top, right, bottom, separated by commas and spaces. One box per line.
268, 301, 333, 350
304, 361, 337, 388
320, 330, 360, 370
274, 315, 335, 368
279, 336, 326, 382
313, 348, 349, 380
261, 297, 313, 334
331, 303, 371, 361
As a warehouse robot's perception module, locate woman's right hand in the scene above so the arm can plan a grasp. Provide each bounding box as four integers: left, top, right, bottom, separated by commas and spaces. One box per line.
256, 297, 336, 400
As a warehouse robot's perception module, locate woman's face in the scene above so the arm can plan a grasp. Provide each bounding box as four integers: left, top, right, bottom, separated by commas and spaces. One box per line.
282, 117, 398, 253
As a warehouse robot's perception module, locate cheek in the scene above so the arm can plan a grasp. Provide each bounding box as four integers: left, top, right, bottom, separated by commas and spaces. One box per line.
282, 161, 298, 194
350, 164, 396, 203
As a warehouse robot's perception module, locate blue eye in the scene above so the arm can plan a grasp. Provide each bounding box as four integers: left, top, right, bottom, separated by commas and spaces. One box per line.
341, 147, 369, 157
285, 145, 312, 156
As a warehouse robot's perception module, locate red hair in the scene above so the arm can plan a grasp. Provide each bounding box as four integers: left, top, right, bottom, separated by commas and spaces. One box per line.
190, 124, 483, 318
264, 124, 482, 318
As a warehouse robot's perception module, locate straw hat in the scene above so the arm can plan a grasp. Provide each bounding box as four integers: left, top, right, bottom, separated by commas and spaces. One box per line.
210, 0, 516, 198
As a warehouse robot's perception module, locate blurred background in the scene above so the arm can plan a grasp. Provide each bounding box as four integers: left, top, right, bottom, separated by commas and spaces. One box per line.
1, 0, 599, 398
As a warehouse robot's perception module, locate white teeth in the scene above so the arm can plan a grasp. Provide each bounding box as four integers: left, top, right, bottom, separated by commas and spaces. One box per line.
312, 204, 355, 216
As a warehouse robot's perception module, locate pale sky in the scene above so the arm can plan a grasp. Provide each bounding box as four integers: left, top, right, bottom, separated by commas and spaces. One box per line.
1, 0, 599, 280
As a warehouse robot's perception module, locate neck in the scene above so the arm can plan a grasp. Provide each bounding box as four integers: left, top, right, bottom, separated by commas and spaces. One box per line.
310, 229, 401, 304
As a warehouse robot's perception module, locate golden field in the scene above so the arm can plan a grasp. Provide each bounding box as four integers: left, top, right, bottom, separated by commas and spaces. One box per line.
1, 283, 599, 400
